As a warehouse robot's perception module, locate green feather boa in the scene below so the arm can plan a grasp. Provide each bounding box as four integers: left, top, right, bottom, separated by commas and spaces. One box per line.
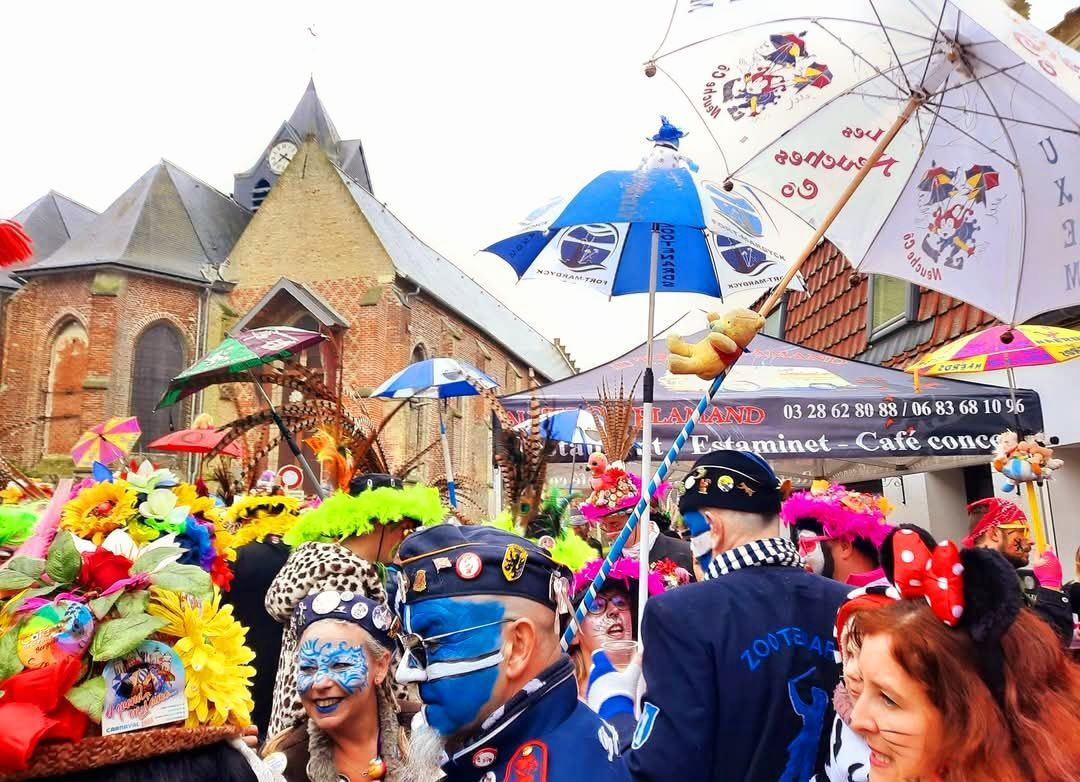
285, 485, 445, 545
0, 505, 39, 548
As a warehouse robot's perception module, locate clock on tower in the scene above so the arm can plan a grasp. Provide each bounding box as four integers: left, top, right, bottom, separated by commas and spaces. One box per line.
268, 141, 298, 174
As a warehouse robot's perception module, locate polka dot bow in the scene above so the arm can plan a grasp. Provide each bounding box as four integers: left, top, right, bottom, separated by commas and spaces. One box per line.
892, 530, 965, 626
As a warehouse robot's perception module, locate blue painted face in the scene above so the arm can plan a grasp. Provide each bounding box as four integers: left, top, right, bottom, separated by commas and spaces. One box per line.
401, 598, 505, 736
297, 638, 369, 714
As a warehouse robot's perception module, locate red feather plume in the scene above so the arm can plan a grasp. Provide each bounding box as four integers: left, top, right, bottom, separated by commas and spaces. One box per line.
0, 220, 33, 268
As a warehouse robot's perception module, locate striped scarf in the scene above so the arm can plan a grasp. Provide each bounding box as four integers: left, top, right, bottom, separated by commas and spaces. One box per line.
703, 537, 804, 580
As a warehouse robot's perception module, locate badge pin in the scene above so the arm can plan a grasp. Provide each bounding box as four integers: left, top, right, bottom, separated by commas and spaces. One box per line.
472, 748, 497, 768
455, 552, 483, 580
413, 569, 428, 593
311, 591, 341, 615
536, 535, 556, 551
736, 481, 755, 496
717, 474, 734, 492
501, 544, 528, 582
372, 604, 393, 631
433, 556, 453, 572
350, 602, 369, 621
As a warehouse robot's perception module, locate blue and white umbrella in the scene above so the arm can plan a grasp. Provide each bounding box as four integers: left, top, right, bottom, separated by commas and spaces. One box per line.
513, 408, 601, 446
372, 358, 497, 507
484, 117, 801, 621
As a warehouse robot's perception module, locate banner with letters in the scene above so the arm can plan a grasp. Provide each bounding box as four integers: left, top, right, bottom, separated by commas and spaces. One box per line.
499, 327, 1043, 464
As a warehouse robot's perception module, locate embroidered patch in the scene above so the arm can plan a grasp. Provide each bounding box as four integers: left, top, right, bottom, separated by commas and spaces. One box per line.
632, 702, 661, 750
472, 747, 497, 768
502, 544, 528, 582
506, 741, 548, 781
456, 552, 483, 580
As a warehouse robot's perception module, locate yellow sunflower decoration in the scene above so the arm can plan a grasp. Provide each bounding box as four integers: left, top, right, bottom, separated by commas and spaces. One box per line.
148, 587, 256, 727
220, 494, 300, 553
172, 483, 220, 523
60, 481, 139, 544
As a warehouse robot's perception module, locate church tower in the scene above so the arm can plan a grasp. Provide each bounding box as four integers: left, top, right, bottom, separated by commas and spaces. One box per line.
232, 78, 373, 211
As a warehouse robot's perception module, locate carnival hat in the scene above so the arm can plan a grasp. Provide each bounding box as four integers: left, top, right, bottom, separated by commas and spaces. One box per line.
679, 450, 788, 516
293, 590, 398, 650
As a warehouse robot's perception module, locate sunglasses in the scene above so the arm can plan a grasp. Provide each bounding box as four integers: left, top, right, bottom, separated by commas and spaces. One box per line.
397, 618, 513, 670
796, 533, 832, 557
998, 524, 1031, 536
587, 593, 631, 615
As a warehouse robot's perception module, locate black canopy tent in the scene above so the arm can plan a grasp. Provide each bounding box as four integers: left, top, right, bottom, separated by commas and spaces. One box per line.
499, 315, 1043, 485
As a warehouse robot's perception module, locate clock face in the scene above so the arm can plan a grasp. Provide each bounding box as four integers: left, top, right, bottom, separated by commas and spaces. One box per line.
268, 141, 298, 174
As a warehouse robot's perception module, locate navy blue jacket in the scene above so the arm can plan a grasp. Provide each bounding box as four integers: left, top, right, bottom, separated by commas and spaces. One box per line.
622, 565, 849, 782
441, 656, 630, 782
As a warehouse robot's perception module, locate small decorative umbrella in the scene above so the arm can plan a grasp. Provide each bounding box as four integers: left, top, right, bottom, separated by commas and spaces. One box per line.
157, 327, 328, 497
372, 358, 498, 508
147, 428, 243, 458
0, 219, 32, 268
907, 324, 1080, 378
514, 409, 601, 446
71, 417, 141, 469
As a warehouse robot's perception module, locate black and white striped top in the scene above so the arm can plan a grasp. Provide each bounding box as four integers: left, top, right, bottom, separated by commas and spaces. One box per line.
703, 537, 804, 580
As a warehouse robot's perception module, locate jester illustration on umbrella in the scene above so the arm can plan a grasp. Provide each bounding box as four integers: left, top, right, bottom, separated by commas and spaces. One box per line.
915, 161, 1001, 269
720, 32, 833, 119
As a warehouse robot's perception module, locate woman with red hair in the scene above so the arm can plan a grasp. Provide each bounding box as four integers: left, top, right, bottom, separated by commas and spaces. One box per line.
849, 526, 1080, 782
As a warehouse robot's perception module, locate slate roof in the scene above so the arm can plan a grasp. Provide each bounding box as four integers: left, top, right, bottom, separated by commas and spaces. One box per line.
233, 277, 349, 332
335, 169, 574, 381
779, 241, 996, 369
1, 192, 97, 290
20, 161, 250, 284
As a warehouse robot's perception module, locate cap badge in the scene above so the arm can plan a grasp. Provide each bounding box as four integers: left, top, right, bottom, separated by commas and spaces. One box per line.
311, 591, 341, 616
737, 481, 755, 496
350, 602, 370, 621
413, 569, 428, 593
502, 544, 528, 582
472, 748, 497, 768
455, 552, 483, 580
537, 535, 556, 551
433, 556, 453, 573
372, 604, 393, 631
717, 474, 734, 492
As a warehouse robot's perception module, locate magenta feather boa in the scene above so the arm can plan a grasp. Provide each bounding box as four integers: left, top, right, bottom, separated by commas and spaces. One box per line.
573, 556, 666, 597
780, 483, 892, 548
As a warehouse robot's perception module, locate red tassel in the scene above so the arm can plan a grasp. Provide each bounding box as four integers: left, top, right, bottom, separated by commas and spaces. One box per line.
0, 220, 33, 268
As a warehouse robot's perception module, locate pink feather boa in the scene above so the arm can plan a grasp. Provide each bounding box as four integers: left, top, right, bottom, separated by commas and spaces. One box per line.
780, 483, 892, 548
573, 557, 666, 597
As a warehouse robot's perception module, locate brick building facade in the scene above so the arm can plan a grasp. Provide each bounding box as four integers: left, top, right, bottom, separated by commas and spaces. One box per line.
1, 81, 574, 505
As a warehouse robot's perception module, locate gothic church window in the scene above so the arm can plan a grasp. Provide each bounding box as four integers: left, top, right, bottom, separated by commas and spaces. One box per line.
131, 323, 185, 449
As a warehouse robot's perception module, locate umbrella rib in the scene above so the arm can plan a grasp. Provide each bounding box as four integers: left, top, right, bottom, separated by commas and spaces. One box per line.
917, 0, 950, 92
869, 0, 913, 93
649, 0, 681, 60
959, 47, 1080, 132
657, 64, 733, 175
652, 15, 936, 62
919, 100, 1018, 167
812, 18, 910, 96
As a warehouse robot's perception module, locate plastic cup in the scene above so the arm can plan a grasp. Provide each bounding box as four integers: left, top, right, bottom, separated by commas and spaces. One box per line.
602, 639, 640, 671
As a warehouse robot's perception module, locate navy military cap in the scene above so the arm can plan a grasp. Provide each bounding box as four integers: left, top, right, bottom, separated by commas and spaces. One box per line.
293, 590, 399, 650
679, 450, 787, 516
396, 525, 574, 613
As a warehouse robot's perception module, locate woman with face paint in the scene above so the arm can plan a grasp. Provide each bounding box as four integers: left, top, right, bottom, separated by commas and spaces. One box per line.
264, 475, 444, 738
568, 557, 666, 698
846, 526, 1080, 782
263, 591, 407, 782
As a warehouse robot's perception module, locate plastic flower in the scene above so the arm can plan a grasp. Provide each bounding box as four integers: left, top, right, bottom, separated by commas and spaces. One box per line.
176, 518, 215, 570
148, 588, 255, 726
78, 547, 134, 592
125, 460, 178, 493
60, 481, 139, 544
139, 489, 190, 527
99, 528, 182, 571
173, 483, 219, 524
1, 482, 26, 504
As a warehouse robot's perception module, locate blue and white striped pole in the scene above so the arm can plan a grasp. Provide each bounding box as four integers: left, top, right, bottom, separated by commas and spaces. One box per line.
438, 402, 458, 508
561, 370, 728, 650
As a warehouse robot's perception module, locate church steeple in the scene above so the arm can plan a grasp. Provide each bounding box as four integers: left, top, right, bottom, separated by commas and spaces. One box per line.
233, 78, 372, 211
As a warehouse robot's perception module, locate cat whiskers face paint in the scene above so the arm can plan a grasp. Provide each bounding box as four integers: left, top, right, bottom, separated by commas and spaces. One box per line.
297, 638, 370, 714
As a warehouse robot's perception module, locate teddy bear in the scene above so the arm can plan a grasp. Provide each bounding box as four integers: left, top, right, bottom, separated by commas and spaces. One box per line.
587, 452, 609, 492
666, 308, 765, 380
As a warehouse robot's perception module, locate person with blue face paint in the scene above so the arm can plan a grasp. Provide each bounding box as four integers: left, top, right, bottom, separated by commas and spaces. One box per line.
588, 450, 851, 782
263, 591, 408, 782
394, 524, 631, 782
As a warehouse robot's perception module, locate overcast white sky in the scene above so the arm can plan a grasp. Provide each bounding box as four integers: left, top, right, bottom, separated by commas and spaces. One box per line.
1, 1, 1074, 370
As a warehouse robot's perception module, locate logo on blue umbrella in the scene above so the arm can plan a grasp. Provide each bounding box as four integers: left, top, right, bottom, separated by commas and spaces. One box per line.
559, 223, 619, 272
704, 183, 765, 238
715, 234, 773, 276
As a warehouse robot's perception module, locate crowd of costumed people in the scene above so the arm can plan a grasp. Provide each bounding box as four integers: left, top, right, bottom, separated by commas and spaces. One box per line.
1, 368, 1078, 782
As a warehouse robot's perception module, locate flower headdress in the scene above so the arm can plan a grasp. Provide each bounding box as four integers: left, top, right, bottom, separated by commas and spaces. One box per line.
0, 520, 256, 777
781, 480, 894, 548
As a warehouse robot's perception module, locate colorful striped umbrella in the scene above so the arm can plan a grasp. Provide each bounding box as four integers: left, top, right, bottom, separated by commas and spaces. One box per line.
71, 417, 141, 468
906, 325, 1080, 377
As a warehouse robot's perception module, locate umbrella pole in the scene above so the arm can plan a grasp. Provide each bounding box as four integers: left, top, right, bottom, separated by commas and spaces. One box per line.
249, 375, 326, 499
439, 401, 458, 508
757, 93, 922, 318
1006, 367, 1023, 434
638, 224, 660, 630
